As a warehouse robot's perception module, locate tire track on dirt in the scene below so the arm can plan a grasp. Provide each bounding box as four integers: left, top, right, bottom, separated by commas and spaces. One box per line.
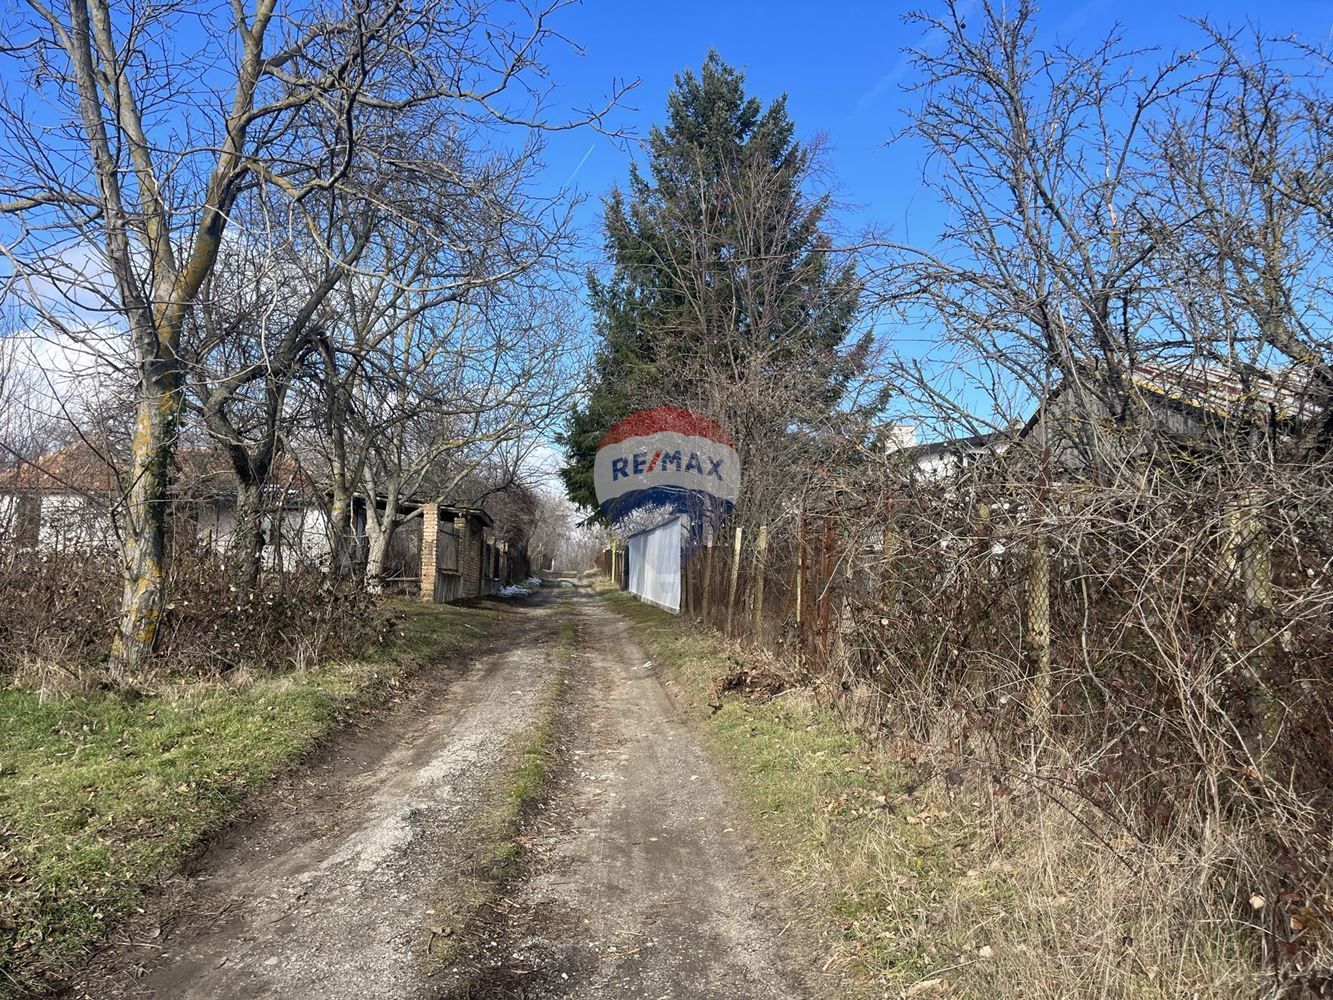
73, 593, 566, 1000
466, 588, 824, 1000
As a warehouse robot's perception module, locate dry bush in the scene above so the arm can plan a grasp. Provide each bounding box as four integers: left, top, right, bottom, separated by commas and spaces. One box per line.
0, 544, 392, 689
0, 550, 120, 690
152, 548, 392, 678
810, 448, 1333, 995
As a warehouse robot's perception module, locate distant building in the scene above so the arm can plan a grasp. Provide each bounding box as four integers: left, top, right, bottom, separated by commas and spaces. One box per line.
892, 430, 1008, 480
0, 443, 531, 603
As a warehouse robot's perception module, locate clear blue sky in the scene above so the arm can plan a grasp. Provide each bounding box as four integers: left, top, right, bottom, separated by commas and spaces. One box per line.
522, 0, 1333, 445
538, 0, 1333, 257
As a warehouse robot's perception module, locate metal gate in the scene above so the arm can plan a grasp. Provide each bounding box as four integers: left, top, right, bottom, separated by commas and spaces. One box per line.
625, 516, 682, 613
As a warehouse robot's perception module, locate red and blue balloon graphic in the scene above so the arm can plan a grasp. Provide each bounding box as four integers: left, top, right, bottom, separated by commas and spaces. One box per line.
593, 407, 741, 529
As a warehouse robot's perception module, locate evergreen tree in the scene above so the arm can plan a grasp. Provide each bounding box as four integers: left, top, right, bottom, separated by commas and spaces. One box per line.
559, 52, 870, 519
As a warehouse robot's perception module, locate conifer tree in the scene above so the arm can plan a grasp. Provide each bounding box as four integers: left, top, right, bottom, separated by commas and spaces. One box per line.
559, 52, 870, 521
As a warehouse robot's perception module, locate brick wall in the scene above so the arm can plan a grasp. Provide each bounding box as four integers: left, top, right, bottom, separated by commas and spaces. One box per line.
419, 504, 439, 602
417, 507, 493, 602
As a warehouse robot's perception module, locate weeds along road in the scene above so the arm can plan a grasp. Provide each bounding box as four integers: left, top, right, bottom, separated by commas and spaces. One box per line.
72, 586, 821, 1000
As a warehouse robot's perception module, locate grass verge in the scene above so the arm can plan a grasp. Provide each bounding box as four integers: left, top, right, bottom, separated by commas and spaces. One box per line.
594, 586, 1259, 999
594, 587, 909, 994
0, 598, 503, 998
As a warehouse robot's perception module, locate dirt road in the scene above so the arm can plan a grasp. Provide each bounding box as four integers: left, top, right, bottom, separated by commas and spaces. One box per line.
73, 587, 823, 1000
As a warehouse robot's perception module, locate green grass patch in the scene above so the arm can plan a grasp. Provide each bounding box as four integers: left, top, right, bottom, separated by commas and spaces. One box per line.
475, 595, 574, 881
595, 585, 957, 995
421, 595, 574, 975
0, 598, 502, 998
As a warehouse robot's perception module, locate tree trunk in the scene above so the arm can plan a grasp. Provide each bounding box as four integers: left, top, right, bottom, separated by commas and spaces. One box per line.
325, 485, 355, 585
795, 510, 806, 670
701, 537, 715, 626
108, 364, 182, 679
364, 502, 398, 595
229, 477, 264, 593
1223, 493, 1280, 762
1027, 534, 1052, 729
751, 524, 767, 642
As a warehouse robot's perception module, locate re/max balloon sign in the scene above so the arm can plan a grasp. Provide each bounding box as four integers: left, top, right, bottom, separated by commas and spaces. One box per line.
593, 407, 741, 526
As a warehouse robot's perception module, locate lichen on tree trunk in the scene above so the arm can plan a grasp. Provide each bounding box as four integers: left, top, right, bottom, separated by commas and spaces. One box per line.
109, 365, 183, 680
229, 478, 264, 594
325, 487, 356, 586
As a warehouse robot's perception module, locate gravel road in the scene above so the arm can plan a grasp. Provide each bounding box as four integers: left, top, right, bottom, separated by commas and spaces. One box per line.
72, 586, 823, 1000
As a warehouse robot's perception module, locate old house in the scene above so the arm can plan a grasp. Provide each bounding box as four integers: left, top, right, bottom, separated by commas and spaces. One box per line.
1010, 361, 1322, 477
2, 443, 535, 604
0, 444, 120, 552
0, 443, 333, 568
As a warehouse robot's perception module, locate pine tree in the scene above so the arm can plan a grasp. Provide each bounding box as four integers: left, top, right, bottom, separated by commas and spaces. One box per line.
559, 52, 870, 519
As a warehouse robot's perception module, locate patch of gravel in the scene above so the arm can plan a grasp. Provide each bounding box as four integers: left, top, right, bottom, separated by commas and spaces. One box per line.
73, 595, 564, 1000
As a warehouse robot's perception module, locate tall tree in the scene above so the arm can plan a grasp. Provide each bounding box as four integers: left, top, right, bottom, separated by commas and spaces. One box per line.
1, 0, 627, 676
559, 52, 871, 525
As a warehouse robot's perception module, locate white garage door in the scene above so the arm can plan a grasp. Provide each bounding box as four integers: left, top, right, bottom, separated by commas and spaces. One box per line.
626, 516, 682, 613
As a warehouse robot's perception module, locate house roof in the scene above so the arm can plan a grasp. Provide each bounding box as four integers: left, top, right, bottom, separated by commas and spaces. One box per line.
0, 443, 122, 495
1014, 359, 1325, 444
1128, 361, 1318, 423
0, 443, 325, 502
394, 494, 493, 526
437, 503, 494, 527
898, 431, 1005, 459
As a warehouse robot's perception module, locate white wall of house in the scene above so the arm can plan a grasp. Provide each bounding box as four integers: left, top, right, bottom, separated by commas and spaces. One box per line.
41, 494, 118, 550
195, 503, 236, 554
0, 491, 117, 552
282, 506, 334, 568
195, 501, 333, 568
0, 494, 20, 541
0, 491, 335, 569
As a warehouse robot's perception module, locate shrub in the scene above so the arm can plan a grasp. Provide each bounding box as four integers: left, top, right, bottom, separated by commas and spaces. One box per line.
0, 545, 393, 688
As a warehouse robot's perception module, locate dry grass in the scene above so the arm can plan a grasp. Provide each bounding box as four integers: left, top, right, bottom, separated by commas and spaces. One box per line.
600, 584, 1270, 998
834, 763, 1264, 998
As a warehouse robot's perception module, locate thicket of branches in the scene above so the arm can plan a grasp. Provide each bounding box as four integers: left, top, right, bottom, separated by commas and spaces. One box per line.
574, 7, 1333, 992
845, 5, 1332, 990
0, 0, 620, 681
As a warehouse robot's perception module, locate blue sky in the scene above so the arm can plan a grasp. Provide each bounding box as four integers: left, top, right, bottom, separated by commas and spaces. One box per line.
517, 0, 1333, 451
537, 0, 1333, 258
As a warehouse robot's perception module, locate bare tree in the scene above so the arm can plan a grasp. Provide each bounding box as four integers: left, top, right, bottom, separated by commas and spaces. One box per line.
874, 1, 1206, 465
1148, 24, 1333, 432
829, 10, 1333, 987
341, 287, 580, 591
185, 191, 374, 590
0, 0, 629, 675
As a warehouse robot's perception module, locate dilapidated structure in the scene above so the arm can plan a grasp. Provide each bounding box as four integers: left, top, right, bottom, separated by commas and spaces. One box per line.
417, 503, 528, 602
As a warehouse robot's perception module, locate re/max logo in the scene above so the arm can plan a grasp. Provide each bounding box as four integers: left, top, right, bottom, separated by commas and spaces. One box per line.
611, 450, 725, 482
